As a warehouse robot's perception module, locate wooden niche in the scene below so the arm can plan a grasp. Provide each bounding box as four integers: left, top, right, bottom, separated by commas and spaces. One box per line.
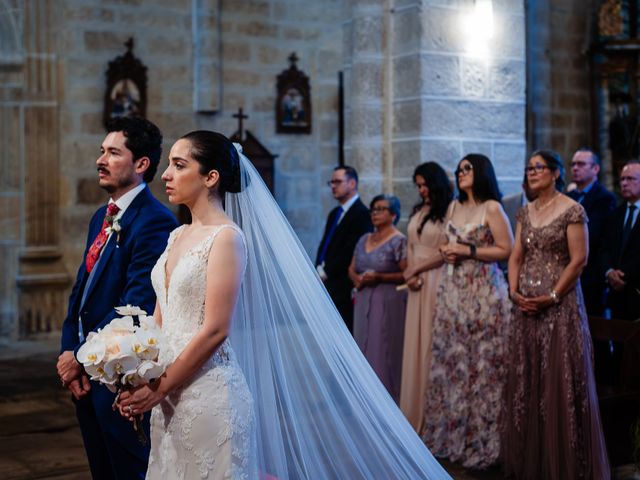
591, 0, 640, 189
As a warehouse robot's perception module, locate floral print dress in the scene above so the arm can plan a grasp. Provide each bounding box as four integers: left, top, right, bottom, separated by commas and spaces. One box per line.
422, 209, 511, 469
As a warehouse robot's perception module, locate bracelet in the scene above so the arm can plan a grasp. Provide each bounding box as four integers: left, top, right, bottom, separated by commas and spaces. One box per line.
469, 244, 477, 258
549, 290, 560, 304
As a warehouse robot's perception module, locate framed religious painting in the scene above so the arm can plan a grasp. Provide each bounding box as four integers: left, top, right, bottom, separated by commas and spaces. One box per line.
103, 38, 148, 128
276, 52, 311, 134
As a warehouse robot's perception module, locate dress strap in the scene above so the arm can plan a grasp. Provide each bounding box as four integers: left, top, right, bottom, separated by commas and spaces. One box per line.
480, 202, 488, 226
203, 224, 247, 262
167, 225, 187, 249
446, 200, 457, 220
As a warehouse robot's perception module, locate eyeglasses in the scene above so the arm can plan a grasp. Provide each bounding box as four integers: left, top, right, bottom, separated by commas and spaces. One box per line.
370, 206, 391, 214
455, 164, 473, 176
327, 179, 345, 186
525, 164, 550, 175
571, 161, 595, 168
621, 175, 640, 183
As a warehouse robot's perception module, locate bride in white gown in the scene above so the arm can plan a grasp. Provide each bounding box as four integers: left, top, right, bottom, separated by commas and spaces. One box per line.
118, 131, 451, 479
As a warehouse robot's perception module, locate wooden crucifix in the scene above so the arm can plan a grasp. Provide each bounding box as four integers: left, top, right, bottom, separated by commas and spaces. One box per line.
233, 107, 248, 141
229, 108, 277, 193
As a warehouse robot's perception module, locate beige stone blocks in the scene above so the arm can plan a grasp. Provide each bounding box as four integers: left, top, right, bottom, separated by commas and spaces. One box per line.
83, 31, 130, 53
423, 99, 525, 139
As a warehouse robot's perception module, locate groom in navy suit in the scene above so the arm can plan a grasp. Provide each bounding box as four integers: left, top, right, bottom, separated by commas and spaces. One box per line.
57, 117, 177, 479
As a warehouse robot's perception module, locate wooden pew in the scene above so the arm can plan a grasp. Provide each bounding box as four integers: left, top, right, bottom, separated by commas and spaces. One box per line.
588, 316, 640, 466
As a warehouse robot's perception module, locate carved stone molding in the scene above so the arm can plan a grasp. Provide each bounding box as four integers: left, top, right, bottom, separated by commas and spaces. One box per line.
17, 247, 69, 336
16, 0, 70, 338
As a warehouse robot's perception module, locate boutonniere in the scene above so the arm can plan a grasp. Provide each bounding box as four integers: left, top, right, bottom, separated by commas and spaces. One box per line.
105, 219, 122, 243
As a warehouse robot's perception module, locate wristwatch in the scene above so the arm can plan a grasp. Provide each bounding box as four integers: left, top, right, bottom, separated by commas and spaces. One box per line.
549, 290, 560, 304
469, 244, 477, 258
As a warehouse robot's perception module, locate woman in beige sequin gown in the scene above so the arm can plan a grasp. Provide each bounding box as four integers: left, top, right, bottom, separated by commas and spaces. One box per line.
400, 163, 452, 432
504, 150, 609, 479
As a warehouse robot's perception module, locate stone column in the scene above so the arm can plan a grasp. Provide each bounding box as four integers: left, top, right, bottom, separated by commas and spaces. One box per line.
344, 0, 526, 221
0, 1, 23, 339
343, 0, 391, 200
16, 0, 69, 337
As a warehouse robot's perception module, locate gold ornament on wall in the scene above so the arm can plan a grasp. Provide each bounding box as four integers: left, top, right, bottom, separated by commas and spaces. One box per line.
598, 0, 624, 37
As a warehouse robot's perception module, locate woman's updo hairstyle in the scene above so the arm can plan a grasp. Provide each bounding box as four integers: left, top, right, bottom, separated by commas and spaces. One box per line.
180, 130, 242, 194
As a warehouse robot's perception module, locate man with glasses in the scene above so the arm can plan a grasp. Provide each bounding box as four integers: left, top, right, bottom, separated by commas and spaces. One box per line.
567, 148, 616, 316
600, 161, 640, 321
316, 166, 372, 332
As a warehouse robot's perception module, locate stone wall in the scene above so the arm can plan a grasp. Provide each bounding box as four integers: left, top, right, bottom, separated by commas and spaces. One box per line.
527, 0, 593, 168
0, 45, 22, 338
0, 0, 344, 339
343, 0, 526, 229
57, 0, 343, 280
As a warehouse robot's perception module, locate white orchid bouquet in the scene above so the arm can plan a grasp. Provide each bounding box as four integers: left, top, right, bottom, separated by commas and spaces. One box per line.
77, 304, 166, 444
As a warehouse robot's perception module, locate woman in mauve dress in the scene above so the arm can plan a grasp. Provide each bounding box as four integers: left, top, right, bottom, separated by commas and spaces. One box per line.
349, 194, 407, 403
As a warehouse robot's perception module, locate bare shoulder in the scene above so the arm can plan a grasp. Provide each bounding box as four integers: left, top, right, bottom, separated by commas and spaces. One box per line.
208, 224, 246, 258
558, 193, 578, 209
485, 199, 505, 215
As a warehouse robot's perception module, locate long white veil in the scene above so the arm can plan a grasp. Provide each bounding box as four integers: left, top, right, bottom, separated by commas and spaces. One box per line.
226, 145, 451, 479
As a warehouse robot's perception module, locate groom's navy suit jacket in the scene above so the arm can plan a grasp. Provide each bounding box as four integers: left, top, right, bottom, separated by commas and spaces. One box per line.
61, 186, 177, 352
61, 185, 177, 480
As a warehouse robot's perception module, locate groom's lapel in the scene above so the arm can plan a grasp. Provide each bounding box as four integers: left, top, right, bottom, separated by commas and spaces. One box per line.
83, 187, 149, 303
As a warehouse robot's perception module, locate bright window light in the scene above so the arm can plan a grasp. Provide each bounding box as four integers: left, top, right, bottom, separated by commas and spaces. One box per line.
462, 0, 494, 59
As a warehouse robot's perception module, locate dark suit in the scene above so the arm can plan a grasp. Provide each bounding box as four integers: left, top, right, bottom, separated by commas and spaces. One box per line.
316, 198, 372, 332
600, 203, 640, 321
61, 186, 177, 480
502, 191, 525, 237
568, 181, 616, 315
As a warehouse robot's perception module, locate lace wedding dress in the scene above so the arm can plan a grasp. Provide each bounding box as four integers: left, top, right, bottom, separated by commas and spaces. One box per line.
147, 224, 257, 480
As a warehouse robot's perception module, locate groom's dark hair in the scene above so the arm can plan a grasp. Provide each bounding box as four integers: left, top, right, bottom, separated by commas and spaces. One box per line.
106, 117, 163, 183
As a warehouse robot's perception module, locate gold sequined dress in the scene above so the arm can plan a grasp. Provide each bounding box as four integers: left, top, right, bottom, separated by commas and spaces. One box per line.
501, 204, 610, 479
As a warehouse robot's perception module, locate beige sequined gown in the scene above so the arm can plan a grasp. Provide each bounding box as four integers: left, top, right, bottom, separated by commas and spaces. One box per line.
502, 204, 610, 479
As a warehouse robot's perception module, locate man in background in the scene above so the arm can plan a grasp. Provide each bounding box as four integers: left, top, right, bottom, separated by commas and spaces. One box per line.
567, 148, 616, 316
316, 166, 372, 332
601, 161, 640, 321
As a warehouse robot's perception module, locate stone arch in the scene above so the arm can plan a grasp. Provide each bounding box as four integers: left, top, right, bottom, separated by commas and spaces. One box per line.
0, 0, 23, 65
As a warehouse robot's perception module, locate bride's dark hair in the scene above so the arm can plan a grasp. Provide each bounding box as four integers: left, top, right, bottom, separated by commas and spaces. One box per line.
180, 130, 242, 194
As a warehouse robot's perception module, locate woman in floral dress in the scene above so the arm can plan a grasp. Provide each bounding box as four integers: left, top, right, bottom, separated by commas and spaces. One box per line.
422, 154, 513, 469
503, 150, 609, 479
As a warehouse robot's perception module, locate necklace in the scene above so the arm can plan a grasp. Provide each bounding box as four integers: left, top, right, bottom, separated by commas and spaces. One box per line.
370, 228, 394, 246
534, 192, 559, 211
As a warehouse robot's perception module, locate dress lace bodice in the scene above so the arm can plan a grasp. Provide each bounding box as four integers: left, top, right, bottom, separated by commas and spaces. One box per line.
147, 224, 256, 480
516, 204, 586, 298
151, 224, 244, 366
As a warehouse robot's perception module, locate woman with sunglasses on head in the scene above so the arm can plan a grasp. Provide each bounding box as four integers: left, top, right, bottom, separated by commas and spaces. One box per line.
348, 194, 408, 403
502, 150, 610, 479
399, 162, 453, 432
422, 154, 513, 469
